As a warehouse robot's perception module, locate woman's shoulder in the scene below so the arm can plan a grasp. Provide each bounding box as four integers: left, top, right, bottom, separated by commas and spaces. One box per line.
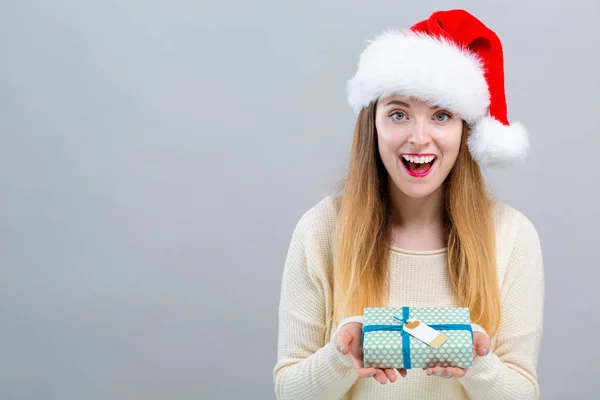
292, 195, 341, 240
491, 201, 540, 239
284, 195, 341, 278
491, 201, 543, 271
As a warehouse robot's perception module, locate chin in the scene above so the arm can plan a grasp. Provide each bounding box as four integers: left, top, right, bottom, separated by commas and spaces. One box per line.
389, 170, 446, 198
397, 184, 440, 199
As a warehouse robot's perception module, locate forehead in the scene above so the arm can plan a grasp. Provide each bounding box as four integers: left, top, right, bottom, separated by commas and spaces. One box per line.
378, 94, 439, 109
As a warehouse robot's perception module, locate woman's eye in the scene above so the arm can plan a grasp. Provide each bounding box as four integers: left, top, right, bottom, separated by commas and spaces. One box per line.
391, 112, 407, 121
435, 112, 451, 122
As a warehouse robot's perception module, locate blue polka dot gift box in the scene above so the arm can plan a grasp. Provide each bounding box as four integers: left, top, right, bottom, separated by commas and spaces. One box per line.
362, 306, 474, 370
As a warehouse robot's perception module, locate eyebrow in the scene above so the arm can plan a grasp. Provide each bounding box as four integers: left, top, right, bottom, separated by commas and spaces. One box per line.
384, 100, 439, 109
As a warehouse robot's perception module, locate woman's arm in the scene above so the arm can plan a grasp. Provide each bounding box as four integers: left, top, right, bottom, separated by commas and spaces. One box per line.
273, 213, 358, 400
457, 213, 545, 399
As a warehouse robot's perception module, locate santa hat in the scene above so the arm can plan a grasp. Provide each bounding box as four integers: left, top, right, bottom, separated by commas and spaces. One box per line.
346, 9, 529, 167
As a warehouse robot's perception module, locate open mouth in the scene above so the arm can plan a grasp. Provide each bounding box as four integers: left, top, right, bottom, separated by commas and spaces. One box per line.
401, 154, 437, 177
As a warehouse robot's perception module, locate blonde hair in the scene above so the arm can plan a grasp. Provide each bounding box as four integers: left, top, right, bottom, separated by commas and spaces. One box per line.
330, 102, 501, 338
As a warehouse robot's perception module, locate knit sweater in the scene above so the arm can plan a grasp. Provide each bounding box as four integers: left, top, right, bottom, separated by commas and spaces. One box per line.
273, 195, 544, 400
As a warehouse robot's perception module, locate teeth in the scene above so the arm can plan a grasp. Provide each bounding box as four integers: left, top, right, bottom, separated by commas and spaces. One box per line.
402, 155, 436, 164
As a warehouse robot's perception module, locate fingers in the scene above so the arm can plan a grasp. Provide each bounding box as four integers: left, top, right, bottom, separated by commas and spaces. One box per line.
337, 326, 404, 384
383, 368, 397, 383
348, 353, 376, 378
371, 369, 389, 384
429, 364, 445, 377
338, 328, 392, 383
357, 365, 406, 384
357, 366, 379, 379
355, 365, 385, 383
443, 366, 467, 378
425, 364, 468, 379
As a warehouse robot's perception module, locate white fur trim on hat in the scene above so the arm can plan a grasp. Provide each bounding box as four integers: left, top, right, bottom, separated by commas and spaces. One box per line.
467, 116, 529, 166
346, 30, 490, 123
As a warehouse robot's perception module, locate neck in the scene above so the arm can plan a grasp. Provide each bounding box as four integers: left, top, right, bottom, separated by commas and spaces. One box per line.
389, 183, 446, 229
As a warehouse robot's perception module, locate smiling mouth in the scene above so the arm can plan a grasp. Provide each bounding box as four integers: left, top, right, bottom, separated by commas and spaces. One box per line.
401, 154, 437, 177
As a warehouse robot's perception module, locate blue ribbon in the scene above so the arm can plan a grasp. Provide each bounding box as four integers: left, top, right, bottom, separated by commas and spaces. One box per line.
402, 306, 410, 368
362, 306, 473, 369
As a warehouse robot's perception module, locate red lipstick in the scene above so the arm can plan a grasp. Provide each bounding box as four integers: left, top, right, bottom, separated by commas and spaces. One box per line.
400, 153, 437, 178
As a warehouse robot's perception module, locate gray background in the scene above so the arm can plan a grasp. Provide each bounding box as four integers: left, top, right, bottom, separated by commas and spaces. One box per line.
1, 0, 598, 399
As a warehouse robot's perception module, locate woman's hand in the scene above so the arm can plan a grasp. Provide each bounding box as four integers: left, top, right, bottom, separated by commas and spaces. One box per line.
336, 322, 408, 384
424, 331, 490, 378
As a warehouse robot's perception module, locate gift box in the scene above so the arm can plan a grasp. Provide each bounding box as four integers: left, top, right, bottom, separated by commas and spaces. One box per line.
362, 306, 474, 369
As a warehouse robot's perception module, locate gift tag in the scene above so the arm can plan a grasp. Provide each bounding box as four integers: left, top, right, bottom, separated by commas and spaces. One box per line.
402, 319, 448, 349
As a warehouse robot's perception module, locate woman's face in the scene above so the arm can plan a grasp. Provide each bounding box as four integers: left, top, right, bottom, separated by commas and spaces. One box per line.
375, 95, 464, 199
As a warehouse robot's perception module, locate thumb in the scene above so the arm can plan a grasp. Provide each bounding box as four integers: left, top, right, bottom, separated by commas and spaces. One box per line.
474, 333, 490, 357
336, 329, 352, 356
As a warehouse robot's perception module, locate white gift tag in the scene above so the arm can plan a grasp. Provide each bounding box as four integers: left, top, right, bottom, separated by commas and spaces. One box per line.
403, 319, 448, 349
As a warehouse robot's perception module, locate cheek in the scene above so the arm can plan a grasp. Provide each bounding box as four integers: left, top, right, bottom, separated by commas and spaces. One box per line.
435, 130, 462, 158
377, 131, 402, 164
376, 124, 394, 144
376, 122, 405, 152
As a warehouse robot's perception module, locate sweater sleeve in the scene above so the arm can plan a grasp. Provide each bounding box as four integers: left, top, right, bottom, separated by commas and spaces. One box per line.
457, 213, 545, 399
273, 213, 358, 400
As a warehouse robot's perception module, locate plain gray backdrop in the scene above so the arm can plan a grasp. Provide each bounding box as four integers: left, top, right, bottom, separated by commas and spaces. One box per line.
1, 0, 599, 399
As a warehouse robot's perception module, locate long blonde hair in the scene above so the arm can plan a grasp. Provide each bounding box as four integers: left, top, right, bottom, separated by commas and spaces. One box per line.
331, 102, 501, 338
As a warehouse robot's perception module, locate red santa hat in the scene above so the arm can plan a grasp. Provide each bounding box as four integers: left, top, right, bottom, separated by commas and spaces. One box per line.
346, 9, 529, 167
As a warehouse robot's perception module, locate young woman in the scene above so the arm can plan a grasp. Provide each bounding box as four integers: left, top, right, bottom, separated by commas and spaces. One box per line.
273, 9, 544, 400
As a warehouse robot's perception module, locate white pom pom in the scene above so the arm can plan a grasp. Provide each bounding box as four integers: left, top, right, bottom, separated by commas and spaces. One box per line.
467, 116, 529, 167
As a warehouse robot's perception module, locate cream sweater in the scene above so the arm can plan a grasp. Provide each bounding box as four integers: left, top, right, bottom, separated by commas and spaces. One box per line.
273, 196, 544, 400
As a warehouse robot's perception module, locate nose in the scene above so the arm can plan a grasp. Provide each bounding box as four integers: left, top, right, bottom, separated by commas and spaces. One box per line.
408, 120, 431, 146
